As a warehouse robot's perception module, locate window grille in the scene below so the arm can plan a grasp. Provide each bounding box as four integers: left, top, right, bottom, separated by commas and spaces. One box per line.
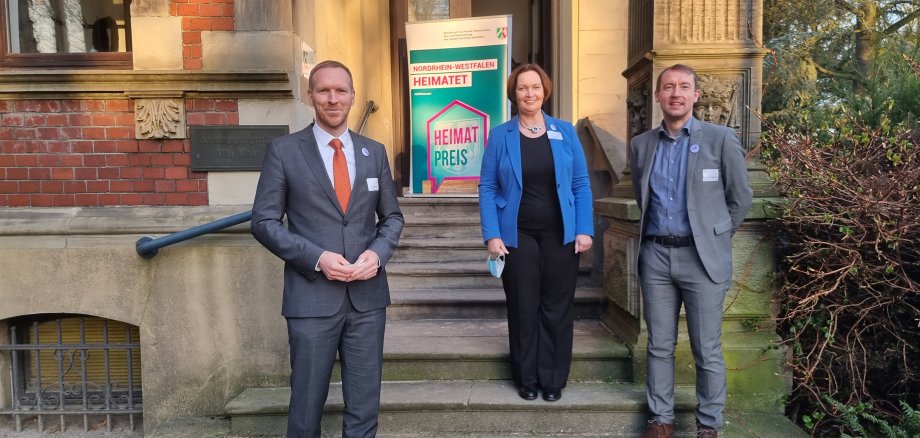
0, 315, 142, 433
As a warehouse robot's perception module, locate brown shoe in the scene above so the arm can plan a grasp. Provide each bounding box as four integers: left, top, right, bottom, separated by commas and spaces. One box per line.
697, 425, 718, 437
641, 420, 674, 438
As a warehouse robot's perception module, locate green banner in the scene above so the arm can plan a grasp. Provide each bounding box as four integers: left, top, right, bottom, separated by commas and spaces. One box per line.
406, 16, 511, 195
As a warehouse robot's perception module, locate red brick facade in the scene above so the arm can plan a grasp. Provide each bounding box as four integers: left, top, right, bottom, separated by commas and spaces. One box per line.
0, 98, 240, 207
170, 0, 236, 70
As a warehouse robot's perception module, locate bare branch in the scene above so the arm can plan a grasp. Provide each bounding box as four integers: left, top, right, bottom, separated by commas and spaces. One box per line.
881, 8, 920, 36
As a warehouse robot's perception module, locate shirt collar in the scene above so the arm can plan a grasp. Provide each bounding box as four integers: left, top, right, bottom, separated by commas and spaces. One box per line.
657, 116, 694, 139
312, 124, 353, 150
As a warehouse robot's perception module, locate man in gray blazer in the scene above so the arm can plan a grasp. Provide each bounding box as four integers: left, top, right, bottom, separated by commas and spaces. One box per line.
252, 60, 404, 438
632, 64, 753, 438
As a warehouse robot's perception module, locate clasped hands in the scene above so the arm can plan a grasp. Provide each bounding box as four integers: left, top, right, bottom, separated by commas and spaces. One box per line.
318, 249, 380, 282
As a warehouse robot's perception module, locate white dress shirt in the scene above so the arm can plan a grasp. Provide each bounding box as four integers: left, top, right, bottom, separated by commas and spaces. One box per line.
312, 124, 356, 189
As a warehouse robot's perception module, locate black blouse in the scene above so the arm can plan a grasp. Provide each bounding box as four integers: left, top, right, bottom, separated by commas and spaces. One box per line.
517, 133, 562, 233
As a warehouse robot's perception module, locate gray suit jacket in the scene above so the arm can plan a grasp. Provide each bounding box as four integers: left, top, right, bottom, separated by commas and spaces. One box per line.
630, 118, 753, 283
252, 125, 404, 317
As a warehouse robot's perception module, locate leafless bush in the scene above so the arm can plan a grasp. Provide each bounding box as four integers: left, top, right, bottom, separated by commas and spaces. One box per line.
763, 110, 920, 435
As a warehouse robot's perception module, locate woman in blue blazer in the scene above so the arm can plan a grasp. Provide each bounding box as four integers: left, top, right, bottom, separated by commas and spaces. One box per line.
479, 64, 594, 402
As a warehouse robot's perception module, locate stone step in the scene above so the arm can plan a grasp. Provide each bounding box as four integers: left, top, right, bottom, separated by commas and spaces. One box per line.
385, 262, 593, 289
378, 319, 629, 382
397, 197, 481, 217
303, 320, 631, 382
397, 198, 481, 239
391, 237, 600, 271
387, 287, 606, 320
400, 215, 482, 239
391, 237, 485, 262
385, 261, 502, 289
225, 381, 804, 438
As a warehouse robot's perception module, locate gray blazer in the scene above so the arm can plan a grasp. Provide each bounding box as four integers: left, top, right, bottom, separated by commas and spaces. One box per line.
630, 118, 753, 283
252, 125, 404, 317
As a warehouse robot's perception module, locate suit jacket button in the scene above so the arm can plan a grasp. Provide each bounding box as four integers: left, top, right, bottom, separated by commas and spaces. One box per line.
343, 220, 349, 226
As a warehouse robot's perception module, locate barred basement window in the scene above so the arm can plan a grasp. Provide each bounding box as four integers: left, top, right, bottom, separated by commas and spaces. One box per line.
0, 0, 133, 69
0, 315, 142, 433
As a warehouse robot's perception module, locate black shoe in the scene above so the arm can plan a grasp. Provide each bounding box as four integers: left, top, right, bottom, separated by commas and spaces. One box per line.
542, 387, 561, 402
518, 385, 538, 400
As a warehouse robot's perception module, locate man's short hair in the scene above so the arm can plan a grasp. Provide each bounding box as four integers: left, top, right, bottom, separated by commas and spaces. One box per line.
308, 60, 355, 92
656, 64, 700, 91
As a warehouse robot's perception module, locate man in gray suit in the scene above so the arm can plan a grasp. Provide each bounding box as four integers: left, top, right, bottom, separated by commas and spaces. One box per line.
632, 64, 753, 438
252, 60, 404, 438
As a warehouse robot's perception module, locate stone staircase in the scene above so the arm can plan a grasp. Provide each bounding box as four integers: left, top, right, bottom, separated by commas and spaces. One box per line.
222, 197, 802, 437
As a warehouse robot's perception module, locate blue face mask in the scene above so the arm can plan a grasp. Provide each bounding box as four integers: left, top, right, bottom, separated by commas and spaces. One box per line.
487, 254, 505, 278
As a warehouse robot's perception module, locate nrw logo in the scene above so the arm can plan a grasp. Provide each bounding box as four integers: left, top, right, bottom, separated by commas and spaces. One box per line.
496, 27, 507, 39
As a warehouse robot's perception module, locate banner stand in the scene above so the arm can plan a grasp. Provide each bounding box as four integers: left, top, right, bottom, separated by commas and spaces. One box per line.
405, 15, 512, 196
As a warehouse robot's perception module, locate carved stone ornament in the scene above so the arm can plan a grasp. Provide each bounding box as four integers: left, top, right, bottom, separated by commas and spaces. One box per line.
135, 99, 186, 139
626, 85, 649, 138
694, 74, 743, 130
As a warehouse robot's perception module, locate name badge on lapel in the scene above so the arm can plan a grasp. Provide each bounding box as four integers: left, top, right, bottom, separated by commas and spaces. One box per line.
367, 178, 379, 191
702, 169, 720, 182
547, 130, 563, 140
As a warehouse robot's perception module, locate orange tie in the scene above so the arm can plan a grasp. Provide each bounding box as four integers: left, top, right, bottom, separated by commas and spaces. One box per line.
330, 138, 351, 213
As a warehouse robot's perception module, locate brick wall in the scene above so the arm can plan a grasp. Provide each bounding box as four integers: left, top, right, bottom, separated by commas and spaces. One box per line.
170, 0, 235, 70
0, 98, 240, 207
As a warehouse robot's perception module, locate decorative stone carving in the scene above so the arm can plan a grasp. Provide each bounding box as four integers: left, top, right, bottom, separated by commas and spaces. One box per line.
627, 85, 649, 139
657, 0, 751, 44
694, 73, 744, 131
135, 99, 186, 139
604, 223, 641, 319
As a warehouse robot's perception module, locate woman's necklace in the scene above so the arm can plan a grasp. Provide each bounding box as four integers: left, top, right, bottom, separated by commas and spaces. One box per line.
520, 120, 545, 134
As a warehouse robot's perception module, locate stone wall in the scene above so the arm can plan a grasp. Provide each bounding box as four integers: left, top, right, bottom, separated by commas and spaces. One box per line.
0, 207, 291, 429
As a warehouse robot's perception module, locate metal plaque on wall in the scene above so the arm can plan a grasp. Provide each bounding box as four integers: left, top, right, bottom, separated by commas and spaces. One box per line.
190, 125, 289, 171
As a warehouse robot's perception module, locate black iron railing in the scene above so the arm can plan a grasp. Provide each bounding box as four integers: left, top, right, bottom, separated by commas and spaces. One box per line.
0, 317, 142, 433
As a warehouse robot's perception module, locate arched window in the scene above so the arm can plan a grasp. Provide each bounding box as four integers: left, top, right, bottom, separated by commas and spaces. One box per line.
0, 314, 142, 433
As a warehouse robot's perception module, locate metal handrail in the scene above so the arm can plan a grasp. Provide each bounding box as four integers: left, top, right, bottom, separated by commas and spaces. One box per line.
135, 210, 252, 259
136, 100, 379, 259
358, 100, 378, 134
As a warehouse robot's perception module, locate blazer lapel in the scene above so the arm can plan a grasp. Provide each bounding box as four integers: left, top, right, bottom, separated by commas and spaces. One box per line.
350, 131, 372, 217
297, 125, 343, 215
640, 130, 657, 208
544, 115, 565, 178
505, 117, 523, 188
685, 119, 703, 200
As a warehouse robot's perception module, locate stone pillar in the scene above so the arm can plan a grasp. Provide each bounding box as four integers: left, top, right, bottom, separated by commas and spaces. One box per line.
600, 0, 787, 414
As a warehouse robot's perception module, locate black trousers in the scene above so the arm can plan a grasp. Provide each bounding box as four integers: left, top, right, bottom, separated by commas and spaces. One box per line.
502, 228, 580, 390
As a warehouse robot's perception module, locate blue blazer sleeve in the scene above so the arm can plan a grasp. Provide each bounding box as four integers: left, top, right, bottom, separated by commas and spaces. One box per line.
479, 124, 505, 244
565, 120, 594, 238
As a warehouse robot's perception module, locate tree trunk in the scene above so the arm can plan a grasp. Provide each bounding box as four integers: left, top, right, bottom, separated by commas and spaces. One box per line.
854, 1, 877, 84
